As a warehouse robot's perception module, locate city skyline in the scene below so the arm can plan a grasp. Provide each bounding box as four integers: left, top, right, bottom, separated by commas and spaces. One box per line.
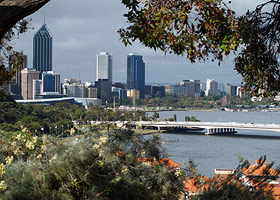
13, 0, 266, 85
33, 23, 53, 74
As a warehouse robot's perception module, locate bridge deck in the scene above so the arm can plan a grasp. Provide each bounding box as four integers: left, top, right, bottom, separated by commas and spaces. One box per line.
131, 121, 280, 133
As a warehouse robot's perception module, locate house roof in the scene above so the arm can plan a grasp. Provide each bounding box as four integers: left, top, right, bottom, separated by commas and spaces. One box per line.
184, 176, 210, 193
137, 158, 180, 168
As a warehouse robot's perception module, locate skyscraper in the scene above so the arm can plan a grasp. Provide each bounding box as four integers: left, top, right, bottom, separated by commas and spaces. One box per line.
206, 79, 219, 96
33, 23, 53, 74
42, 71, 55, 92
127, 53, 145, 98
21, 68, 40, 100
96, 52, 112, 82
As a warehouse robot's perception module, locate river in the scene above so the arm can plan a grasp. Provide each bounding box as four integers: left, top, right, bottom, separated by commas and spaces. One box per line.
147, 110, 280, 177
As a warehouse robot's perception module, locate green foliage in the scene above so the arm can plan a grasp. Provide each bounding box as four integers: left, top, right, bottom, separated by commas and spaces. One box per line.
120, 0, 239, 63
0, 18, 33, 97
151, 112, 159, 120
0, 131, 185, 199
185, 116, 200, 122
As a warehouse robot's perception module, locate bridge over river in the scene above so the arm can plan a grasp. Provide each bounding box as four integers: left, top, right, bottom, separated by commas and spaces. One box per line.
126, 121, 280, 135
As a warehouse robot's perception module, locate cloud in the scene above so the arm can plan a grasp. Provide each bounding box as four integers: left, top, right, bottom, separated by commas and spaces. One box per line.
13, 0, 264, 85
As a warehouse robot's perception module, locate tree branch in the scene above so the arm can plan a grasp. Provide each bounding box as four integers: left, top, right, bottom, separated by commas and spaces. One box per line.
0, 0, 50, 40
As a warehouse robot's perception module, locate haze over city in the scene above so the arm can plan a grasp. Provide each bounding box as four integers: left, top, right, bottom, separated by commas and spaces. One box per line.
13, 0, 266, 85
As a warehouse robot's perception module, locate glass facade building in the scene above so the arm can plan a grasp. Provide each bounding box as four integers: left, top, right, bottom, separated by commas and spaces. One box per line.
127, 53, 145, 98
33, 23, 53, 74
42, 72, 55, 92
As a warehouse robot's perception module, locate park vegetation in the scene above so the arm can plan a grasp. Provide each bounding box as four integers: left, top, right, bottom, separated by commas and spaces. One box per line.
0, 102, 278, 199
119, 94, 276, 110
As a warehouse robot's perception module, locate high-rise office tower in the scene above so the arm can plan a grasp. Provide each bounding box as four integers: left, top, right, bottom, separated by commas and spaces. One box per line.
33, 23, 53, 74
21, 68, 40, 100
96, 52, 112, 82
127, 53, 145, 98
41, 71, 61, 93
42, 71, 55, 92
206, 79, 219, 96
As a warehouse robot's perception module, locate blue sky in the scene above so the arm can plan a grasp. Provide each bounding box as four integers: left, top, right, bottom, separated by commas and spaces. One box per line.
13, 0, 266, 85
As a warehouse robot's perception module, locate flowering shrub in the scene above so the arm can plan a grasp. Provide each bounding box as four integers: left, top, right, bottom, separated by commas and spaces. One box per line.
0, 130, 185, 199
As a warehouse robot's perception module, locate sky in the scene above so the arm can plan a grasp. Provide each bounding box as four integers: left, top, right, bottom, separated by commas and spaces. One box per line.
13, 0, 266, 85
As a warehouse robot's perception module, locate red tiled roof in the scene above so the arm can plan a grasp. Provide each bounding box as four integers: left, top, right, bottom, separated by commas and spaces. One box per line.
184, 176, 210, 193
137, 158, 180, 168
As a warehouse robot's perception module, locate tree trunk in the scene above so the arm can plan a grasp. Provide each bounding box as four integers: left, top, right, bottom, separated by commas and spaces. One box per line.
0, 0, 50, 40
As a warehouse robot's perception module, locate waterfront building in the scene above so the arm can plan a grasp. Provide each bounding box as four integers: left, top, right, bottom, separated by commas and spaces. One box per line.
127, 89, 140, 105
21, 68, 40, 100
191, 80, 201, 97
170, 84, 187, 96
206, 79, 219, 96
145, 85, 152, 97
152, 85, 165, 98
96, 52, 112, 82
180, 80, 196, 97
127, 53, 145, 99
223, 83, 237, 97
33, 23, 53, 74
165, 85, 171, 94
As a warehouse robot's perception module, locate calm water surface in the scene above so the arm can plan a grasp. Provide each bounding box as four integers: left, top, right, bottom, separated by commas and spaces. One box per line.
147, 111, 280, 177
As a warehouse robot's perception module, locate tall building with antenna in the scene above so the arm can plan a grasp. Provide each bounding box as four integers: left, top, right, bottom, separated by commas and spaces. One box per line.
33, 20, 53, 75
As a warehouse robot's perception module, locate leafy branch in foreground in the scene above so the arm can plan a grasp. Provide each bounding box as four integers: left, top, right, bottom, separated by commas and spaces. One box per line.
235, 1, 280, 97
119, 0, 239, 64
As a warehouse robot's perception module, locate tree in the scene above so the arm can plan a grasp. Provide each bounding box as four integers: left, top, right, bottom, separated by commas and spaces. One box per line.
0, 0, 50, 39
235, 1, 280, 97
0, 1, 50, 97
120, 0, 280, 97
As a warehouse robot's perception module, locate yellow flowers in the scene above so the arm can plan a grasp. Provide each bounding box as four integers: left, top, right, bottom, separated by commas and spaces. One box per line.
93, 144, 100, 150
5, 156, 13, 165
49, 155, 57, 164
0, 181, 7, 191
0, 163, 6, 176
99, 135, 108, 144
174, 167, 184, 177
70, 178, 80, 190
36, 154, 42, 159
121, 166, 129, 174
26, 141, 35, 150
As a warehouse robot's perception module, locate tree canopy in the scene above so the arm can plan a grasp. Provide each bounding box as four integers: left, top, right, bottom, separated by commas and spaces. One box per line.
120, 0, 280, 97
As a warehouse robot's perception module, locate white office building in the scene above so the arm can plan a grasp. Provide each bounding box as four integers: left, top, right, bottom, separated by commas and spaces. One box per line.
206, 79, 219, 96
96, 52, 112, 82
